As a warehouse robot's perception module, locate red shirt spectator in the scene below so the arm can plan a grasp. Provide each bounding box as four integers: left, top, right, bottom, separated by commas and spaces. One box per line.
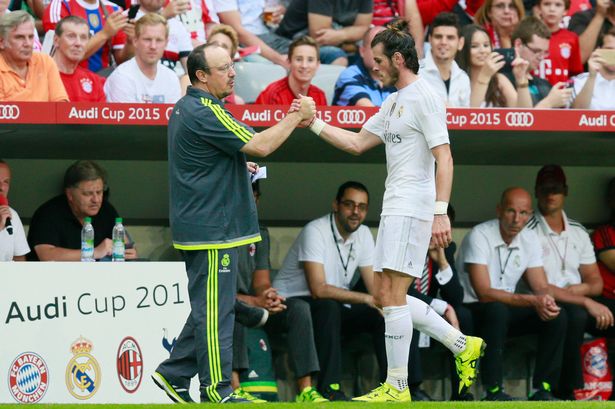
43, 0, 127, 72
60, 67, 106, 102
255, 77, 327, 105
592, 224, 615, 299
534, 29, 582, 84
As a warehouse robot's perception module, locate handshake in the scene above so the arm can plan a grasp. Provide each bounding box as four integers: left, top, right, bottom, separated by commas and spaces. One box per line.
288, 95, 318, 127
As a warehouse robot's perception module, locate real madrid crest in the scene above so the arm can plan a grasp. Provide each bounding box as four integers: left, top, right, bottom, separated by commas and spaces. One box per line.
66, 336, 101, 400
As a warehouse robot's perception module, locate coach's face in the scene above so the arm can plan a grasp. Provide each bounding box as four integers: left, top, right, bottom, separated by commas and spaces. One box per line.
497, 188, 532, 244
202, 46, 236, 100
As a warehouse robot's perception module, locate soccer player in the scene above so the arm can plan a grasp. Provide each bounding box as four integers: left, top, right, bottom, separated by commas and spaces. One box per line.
299, 19, 485, 402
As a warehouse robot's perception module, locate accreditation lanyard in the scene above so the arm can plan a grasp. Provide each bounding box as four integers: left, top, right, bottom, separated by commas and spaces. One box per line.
330, 213, 353, 280
497, 246, 516, 288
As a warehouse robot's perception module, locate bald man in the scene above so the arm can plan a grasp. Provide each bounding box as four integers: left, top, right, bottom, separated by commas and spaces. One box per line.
457, 187, 566, 401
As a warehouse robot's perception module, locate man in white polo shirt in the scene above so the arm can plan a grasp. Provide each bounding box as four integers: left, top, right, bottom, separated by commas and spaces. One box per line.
273, 181, 383, 401
527, 165, 614, 399
458, 187, 566, 401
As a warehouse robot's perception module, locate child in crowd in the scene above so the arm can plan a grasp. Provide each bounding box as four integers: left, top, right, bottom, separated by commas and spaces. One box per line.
535, 0, 583, 85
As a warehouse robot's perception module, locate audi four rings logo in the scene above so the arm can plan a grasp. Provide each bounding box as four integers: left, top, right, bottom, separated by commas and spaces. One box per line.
0, 105, 20, 120
505, 112, 534, 127
336, 109, 366, 124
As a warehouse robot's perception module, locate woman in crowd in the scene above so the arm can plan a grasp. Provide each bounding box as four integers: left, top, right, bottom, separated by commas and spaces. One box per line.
475, 0, 524, 48
457, 24, 532, 107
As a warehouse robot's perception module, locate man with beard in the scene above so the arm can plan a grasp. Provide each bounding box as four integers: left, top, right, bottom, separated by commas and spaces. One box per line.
272, 181, 385, 401
296, 19, 485, 402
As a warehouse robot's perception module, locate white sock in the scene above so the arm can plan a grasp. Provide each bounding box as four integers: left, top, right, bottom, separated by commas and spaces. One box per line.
405, 295, 467, 355
383, 304, 412, 391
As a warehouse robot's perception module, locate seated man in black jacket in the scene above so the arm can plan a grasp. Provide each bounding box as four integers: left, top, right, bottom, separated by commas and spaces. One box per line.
27, 160, 138, 261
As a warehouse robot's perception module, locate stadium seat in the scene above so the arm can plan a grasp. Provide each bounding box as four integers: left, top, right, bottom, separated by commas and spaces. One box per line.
311, 64, 346, 105
234, 62, 287, 103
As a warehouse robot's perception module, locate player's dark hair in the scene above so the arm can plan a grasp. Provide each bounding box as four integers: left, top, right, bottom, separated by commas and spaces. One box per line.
372, 19, 419, 74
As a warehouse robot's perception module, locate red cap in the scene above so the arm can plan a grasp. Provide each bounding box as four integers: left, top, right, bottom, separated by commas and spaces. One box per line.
536, 164, 567, 191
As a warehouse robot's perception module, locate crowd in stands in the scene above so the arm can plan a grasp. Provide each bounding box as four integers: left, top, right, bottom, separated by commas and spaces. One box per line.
0, 0, 613, 107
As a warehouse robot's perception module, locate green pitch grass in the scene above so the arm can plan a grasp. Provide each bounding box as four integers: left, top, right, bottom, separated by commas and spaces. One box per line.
1, 402, 615, 408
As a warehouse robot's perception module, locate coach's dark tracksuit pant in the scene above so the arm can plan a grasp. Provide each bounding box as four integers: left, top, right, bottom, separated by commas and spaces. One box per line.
157, 248, 237, 402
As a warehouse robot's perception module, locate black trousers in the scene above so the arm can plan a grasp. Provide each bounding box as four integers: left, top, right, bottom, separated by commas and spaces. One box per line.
300, 297, 387, 390
558, 303, 588, 394
466, 301, 567, 390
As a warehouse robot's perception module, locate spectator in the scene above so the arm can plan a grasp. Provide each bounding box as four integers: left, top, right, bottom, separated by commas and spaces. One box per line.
572, 28, 615, 109
255, 35, 327, 105
43, 0, 135, 74
419, 12, 471, 107
163, 0, 208, 46
52, 16, 106, 102
0, 11, 68, 101
475, 0, 525, 48
569, 0, 614, 61
0, 159, 29, 262
27, 160, 138, 262
507, 16, 573, 108
333, 25, 396, 107
535, 0, 584, 84
0, 0, 42, 51
136, 0, 193, 74
591, 177, 615, 338
371, 0, 424, 57
456, 24, 532, 107
104, 13, 181, 103
275, 0, 374, 66
458, 187, 565, 401
527, 164, 614, 399
272, 181, 385, 401
405, 204, 473, 401
214, 0, 291, 68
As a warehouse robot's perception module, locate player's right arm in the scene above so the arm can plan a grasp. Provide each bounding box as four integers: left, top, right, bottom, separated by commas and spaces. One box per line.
317, 126, 382, 156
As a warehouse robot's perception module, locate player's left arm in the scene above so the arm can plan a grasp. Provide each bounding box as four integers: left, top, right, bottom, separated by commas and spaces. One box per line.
431, 143, 453, 248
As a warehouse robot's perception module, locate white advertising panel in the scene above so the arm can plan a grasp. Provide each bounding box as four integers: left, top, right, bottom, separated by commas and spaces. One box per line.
0, 262, 197, 403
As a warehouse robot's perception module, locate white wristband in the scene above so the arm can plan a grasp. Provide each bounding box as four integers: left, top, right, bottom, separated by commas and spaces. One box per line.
309, 118, 326, 136
434, 201, 448, 215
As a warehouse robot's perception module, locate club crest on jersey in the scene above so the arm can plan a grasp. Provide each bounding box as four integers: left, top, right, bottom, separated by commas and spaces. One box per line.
397, 105, 404, 118
8, 352, 49, 403
80, 78, 93, 94
248, 243, 256, 257
559, 43, 571, 59
116, 336, 144, 393
220, 253, 231, 273
88, 14, 101, 29
66, 336, 101, 400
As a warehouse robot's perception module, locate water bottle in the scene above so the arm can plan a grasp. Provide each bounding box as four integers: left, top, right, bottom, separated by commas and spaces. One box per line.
112, 217, 125, 262
81, 217, 95, 262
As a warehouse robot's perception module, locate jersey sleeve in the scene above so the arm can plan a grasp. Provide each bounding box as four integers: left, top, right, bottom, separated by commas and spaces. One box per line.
10, 210, 30, 257
104, 70, 137, 102
254, 227, 271, 270
416, 93, 449, 149
525, 229, 544, 268
461, 228, 491, 266
579, 228, 597, 265
43, 0, 69, 32
27, 206, 62, 249
592, 225, 615, 254
308, 0, 334, 16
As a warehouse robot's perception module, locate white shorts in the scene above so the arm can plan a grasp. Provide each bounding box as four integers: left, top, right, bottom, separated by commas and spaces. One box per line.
373, 215, 432, 278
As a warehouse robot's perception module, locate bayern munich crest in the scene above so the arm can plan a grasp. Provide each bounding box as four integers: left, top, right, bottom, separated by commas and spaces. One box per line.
65, 336, 101, 400
116, 336, 144, 393
584, 345, 608, 378
8, 352, 49, 403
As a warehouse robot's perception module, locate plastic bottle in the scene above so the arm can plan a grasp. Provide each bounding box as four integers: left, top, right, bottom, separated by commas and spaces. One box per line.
81, 217, 95, 262
112, 217, 125, 262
